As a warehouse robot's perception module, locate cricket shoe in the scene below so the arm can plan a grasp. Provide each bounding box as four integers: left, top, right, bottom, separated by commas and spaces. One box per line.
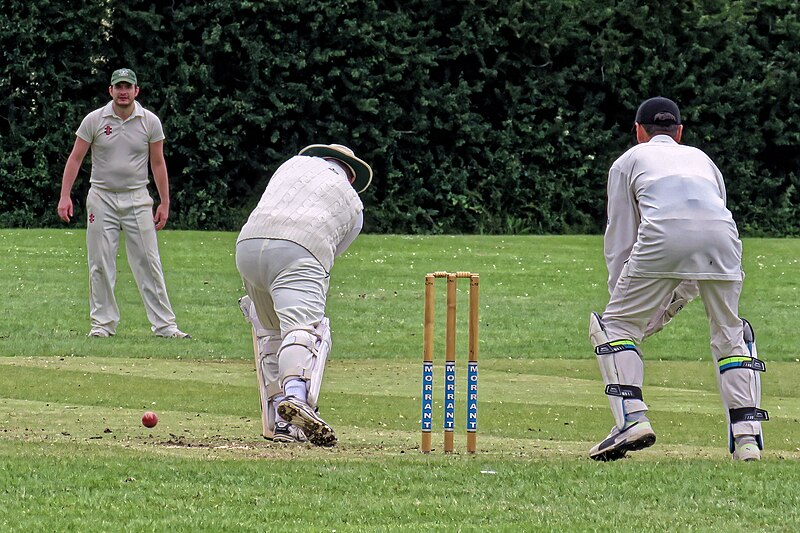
156, 329, 192, 339
277, 397, 337, 447
589, 420, 656, 461
271, 421, 308, 443
733, 443, 762, 461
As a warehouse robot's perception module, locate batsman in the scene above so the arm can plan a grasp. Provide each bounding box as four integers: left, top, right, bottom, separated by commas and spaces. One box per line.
589, 97, 767, 462
235, 144, 372, 447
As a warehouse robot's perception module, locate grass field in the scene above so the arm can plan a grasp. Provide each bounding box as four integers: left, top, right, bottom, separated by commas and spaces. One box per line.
1, 229, 800, 531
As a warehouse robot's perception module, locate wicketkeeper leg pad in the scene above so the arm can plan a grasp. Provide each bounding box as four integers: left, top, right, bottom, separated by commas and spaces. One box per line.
590, 312, 647, 430
720, 317, 767, 452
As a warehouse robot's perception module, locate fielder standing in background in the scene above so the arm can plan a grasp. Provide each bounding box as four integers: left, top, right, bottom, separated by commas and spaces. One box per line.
235, 144, 372, 446
588, 97, 767, 461
57, 68, 190, 339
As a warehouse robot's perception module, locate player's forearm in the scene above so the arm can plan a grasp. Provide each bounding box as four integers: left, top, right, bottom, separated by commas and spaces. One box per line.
151, 164, 170, 205
60, 157, 82, 198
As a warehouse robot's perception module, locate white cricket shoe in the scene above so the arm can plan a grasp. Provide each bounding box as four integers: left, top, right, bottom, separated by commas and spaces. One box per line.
156, 329, 192, 339
271, 421, 308, 443
733, 443, 762, 461
278, 397, 337, 447
589, 420, 656, 461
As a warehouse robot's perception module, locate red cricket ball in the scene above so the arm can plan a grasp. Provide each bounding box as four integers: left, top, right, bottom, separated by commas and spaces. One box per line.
142, 411, 158, 428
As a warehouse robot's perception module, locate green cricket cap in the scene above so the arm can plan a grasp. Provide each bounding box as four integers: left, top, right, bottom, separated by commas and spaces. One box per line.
110, 68, 137, 85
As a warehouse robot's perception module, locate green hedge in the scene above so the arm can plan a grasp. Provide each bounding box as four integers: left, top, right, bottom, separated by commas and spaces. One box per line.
2, 0, 799, 234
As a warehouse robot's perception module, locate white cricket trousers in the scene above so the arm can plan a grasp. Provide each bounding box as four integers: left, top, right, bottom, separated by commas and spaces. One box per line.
602, 266, 762, 437
86, 187, 178, 335
235, 238, 328, 386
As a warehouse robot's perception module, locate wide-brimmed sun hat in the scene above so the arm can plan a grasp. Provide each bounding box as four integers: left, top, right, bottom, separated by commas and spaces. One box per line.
299, 144, 373, 193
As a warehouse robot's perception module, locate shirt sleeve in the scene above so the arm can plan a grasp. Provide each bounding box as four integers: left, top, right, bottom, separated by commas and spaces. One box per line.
75, 113, 95, 143
147, 112, 165, 143
604, 161, 640, 294
710, 159, 727, 204
334, 211, 363, 258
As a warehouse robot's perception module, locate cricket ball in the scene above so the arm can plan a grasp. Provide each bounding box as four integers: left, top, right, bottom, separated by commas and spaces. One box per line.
141, 411, 158, 428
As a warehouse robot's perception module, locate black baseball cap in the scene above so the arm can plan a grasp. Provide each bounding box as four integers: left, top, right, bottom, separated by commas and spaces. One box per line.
635, 96, 681, 126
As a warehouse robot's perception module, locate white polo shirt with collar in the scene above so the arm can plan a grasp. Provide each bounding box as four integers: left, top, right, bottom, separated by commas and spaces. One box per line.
76, 100, 164, 192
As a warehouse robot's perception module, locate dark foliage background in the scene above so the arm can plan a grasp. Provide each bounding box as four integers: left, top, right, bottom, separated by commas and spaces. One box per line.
2, 0, 798, 234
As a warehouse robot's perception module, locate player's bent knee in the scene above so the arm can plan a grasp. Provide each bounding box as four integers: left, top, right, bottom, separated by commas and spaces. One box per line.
277, 329, 317, 381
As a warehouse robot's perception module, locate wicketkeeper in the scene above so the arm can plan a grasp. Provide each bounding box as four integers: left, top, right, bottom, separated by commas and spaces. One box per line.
589, 97, 767, 462
235, 144, 372, 447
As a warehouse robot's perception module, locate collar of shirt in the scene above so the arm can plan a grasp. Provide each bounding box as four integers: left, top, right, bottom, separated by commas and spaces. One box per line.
102, 100, 144, 121
649, 134, 678, 145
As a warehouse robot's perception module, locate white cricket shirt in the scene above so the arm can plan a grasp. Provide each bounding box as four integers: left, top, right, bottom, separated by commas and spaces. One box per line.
76, 101, 164, 192
237, 155, 363, 272
604, 135, 743, 293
